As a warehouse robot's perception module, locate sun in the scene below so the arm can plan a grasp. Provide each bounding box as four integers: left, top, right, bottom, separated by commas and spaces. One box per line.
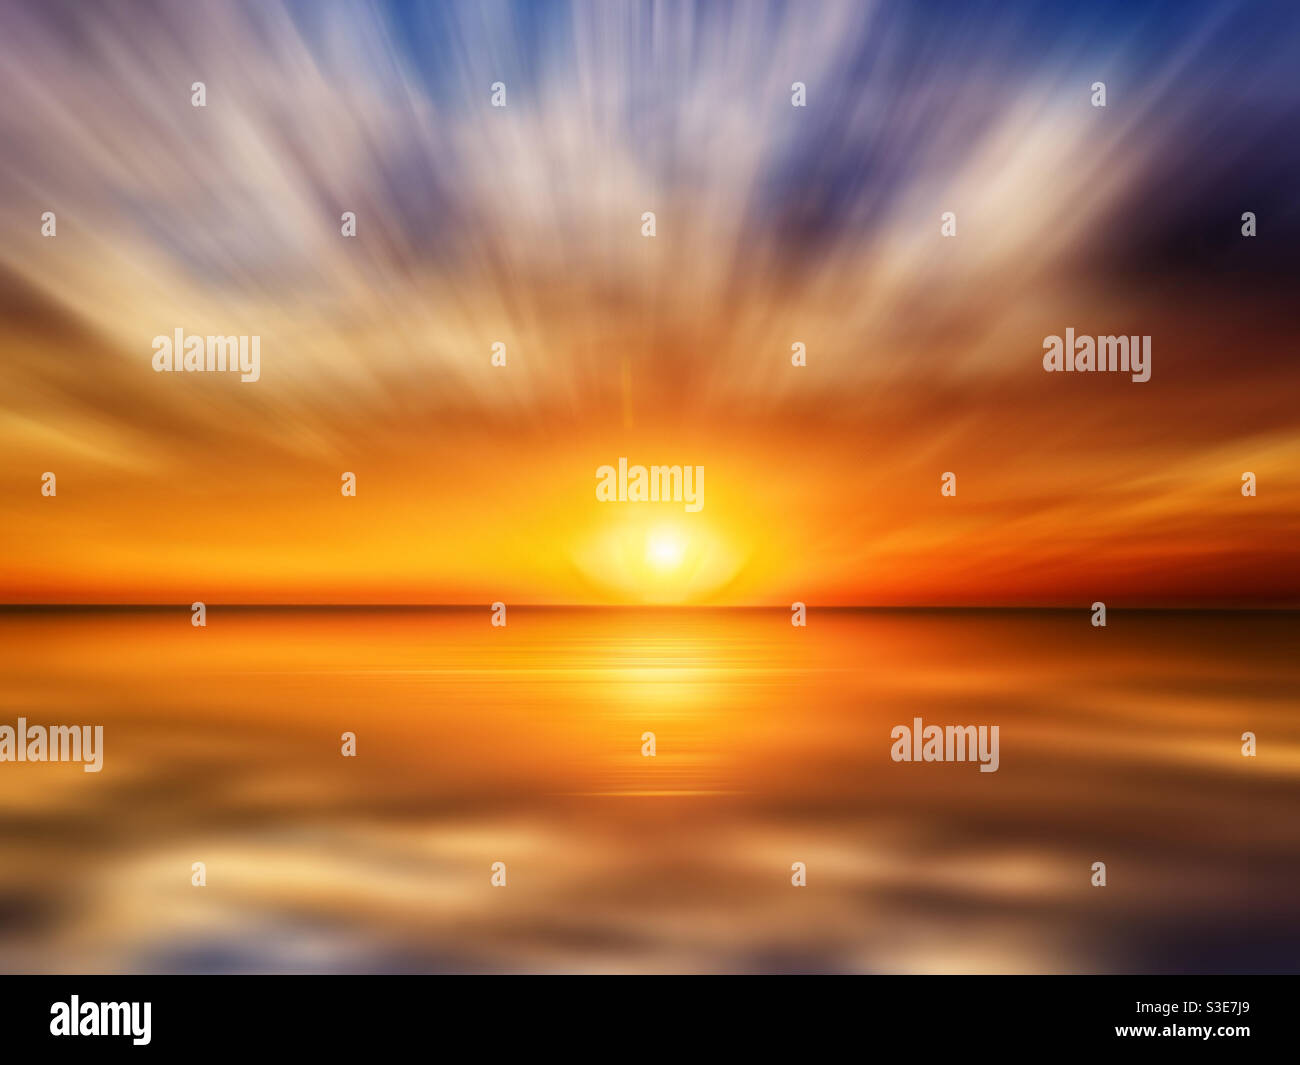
570, 513, 745, 604
645, 527, 687, 571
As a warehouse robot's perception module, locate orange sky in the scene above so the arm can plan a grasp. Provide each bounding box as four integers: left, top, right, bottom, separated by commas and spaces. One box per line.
0, 2, 1296, 606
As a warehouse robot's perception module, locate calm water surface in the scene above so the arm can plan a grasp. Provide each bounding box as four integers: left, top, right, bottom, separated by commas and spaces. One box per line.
0, 607, 1296, 973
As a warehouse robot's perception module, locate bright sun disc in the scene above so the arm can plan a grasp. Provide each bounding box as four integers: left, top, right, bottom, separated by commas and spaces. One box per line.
646, 530, 685, 570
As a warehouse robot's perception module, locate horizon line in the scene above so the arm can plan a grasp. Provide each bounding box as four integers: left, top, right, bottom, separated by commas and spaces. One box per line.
0, 603, 1296, 612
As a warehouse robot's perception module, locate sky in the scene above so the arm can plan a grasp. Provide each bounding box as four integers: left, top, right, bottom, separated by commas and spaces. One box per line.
0, 0, 1296, 605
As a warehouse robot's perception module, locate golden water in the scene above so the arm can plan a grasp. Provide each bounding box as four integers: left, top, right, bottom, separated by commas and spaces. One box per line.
0, 607, 1295, 973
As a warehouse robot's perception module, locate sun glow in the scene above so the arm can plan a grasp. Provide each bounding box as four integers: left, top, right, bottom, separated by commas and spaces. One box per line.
646, 528, 686, 571
570, 514, 746, 604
